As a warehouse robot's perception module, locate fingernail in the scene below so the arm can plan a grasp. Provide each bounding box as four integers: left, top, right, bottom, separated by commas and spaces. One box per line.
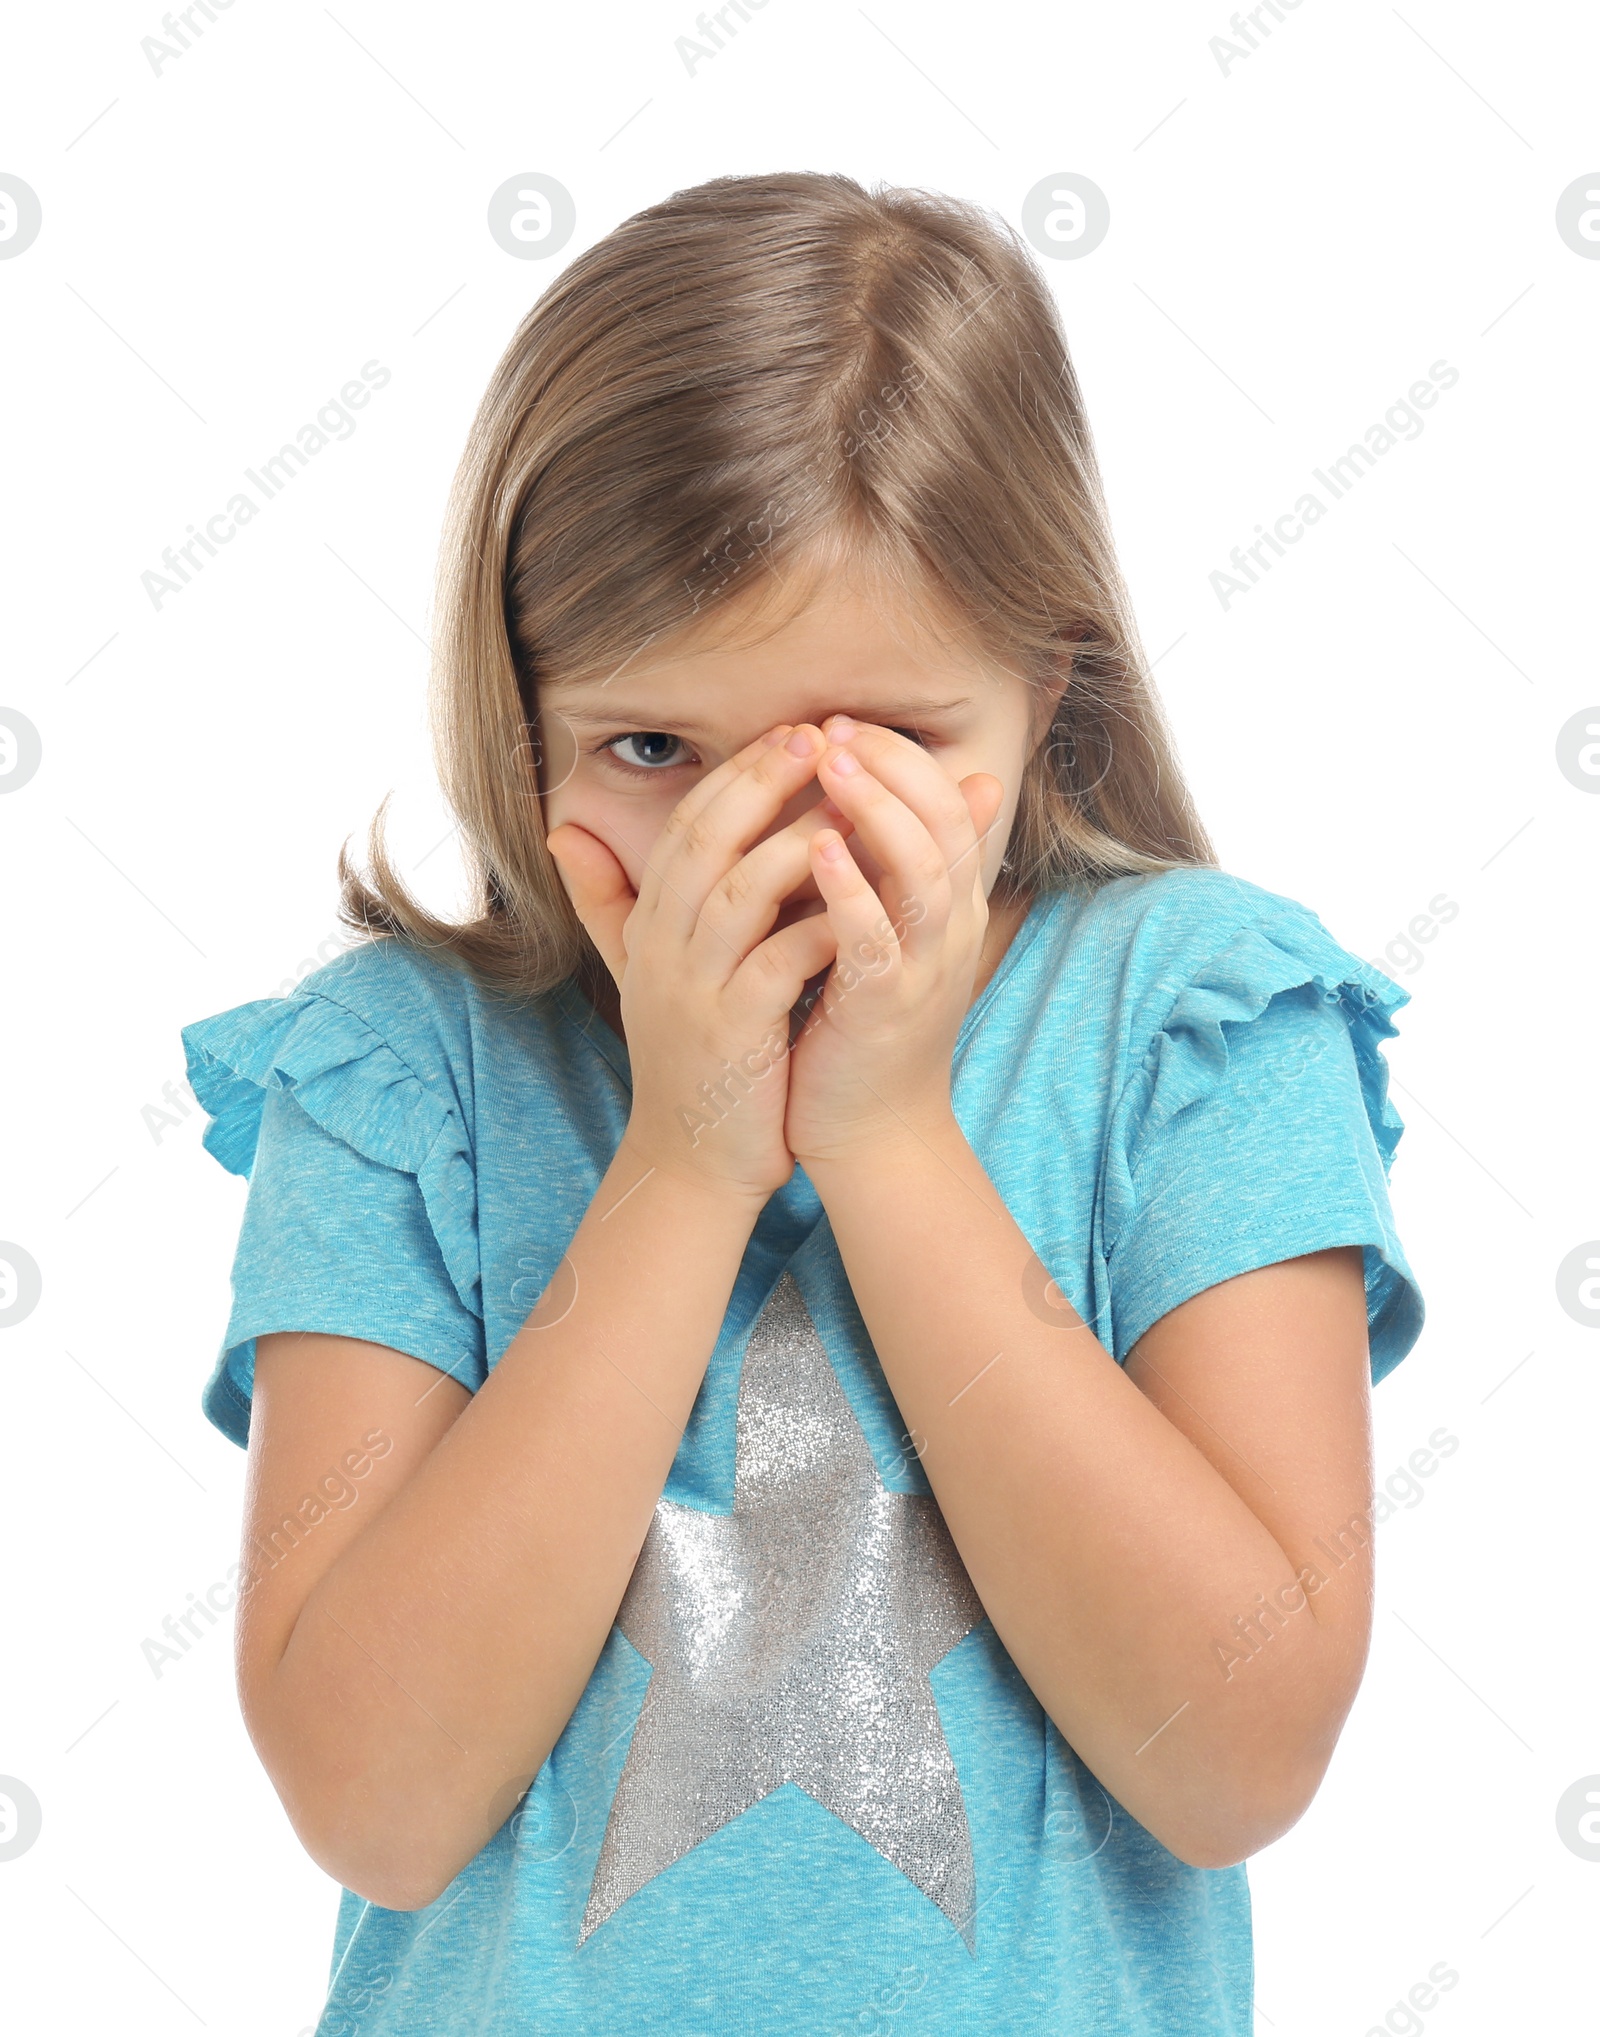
818, 831, 847, 862
785, 725, 818, 758
826, 714, 857, 741
763, 725, 793, 747
826, 748, 861, 776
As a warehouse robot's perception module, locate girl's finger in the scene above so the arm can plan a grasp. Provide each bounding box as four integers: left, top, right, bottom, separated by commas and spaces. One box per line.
822, 720, 992, 898
813, 744, 952, 956
690, 798, 855, 973
546, 823, 636, 987
955, 771, 1007, 888
724, 908, 839, 1037
628, 723, 795, 927
806, 827, 907, 990
642, 725, 831, 946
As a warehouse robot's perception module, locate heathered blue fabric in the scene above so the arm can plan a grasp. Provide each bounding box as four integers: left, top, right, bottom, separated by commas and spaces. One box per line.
180, 865, 1424, 2037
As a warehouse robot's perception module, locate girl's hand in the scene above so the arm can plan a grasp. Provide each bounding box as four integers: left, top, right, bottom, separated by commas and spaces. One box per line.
783, 718, 1006, 1170
546, 725, 852, 1205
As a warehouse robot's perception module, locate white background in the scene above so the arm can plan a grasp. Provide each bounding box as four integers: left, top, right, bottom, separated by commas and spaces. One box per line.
2, 1, 1596, 2031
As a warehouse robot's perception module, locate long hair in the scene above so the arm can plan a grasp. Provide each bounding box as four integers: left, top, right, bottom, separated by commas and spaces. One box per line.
338, 171, 1215, 1000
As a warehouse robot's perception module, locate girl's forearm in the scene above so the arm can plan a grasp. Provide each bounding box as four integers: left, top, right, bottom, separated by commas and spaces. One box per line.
805, 1118, 1365, 1871
258, 1139, 764, 1909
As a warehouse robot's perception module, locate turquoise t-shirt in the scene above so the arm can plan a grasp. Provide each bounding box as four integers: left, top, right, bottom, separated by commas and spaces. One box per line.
181, 865, 1425, 2037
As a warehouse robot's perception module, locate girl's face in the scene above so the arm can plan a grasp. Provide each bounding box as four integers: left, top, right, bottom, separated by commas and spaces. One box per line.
536, 569, 1063, 930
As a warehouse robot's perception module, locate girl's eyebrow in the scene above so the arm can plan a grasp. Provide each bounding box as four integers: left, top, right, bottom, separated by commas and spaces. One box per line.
547, 696, 974, 730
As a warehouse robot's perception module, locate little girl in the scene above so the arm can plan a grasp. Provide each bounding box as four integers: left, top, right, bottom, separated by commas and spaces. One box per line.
183, 171, 1424, 2036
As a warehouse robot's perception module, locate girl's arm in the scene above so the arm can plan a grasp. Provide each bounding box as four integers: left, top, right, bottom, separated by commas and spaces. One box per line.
238, 724, 846, 1911
242, 1155, 763, 1912
789, 716, 1379, 1869
805, 1137, 1374, 1871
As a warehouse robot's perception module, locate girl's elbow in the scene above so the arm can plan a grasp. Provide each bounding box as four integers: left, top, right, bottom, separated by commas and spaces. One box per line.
293, 1800, 465, 1914
1163, 1817, 1278, 1873
265, 1753, 472, 1914
243, 1693, 482, 1911
338, 1859, 458, 1915
1162, 1677, 1356, 1868
1158, 1760, 1328, 1871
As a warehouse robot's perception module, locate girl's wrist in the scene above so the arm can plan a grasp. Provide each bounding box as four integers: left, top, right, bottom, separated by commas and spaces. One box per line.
793, 1102, 965, 1184
611, 1124, 778, 1223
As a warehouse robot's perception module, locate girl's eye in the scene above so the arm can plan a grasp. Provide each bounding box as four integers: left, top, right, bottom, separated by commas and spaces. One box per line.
888, 727, 930, 747
600, 731, 695, 773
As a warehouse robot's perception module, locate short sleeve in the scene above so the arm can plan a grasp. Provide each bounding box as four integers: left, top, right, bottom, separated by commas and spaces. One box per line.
1101, 917, 1425, 1386
181, 989, 487, 1448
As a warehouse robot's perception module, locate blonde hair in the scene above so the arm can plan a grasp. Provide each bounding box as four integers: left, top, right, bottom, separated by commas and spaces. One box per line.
338, 170, 1215, 1001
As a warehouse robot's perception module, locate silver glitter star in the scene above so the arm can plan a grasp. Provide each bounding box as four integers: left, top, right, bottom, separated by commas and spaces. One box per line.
579, 1272, 985, 1949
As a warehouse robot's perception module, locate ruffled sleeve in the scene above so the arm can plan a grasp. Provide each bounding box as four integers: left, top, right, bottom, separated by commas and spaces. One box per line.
181, 986, 486, 1447
1099, 906, 1424, 1385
